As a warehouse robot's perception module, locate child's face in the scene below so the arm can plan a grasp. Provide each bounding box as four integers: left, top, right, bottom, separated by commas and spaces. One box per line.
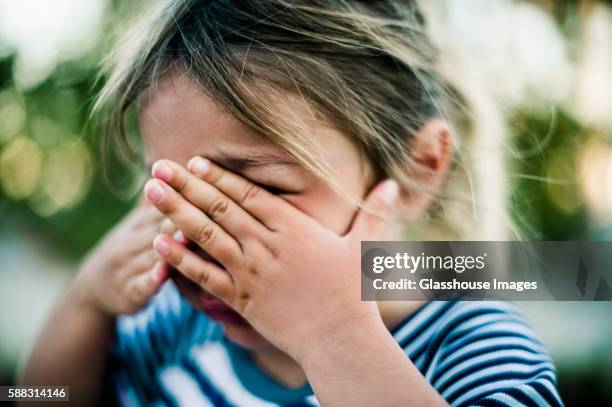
140, 68, 374, 350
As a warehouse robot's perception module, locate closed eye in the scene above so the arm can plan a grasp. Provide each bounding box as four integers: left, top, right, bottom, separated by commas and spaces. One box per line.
254, 182, 288, 196
248, 178, 301, 196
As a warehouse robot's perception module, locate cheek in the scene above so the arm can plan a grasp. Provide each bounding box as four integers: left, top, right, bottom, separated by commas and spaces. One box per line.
284, 186, 358, 235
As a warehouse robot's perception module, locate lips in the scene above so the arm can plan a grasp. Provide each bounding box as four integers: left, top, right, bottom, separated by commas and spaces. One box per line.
199, 292, 247, 324
182, 241, 248, 326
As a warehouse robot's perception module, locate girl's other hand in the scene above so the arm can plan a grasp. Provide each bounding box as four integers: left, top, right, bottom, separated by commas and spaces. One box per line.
73, 201, 178, 316
145, 158, 398, 362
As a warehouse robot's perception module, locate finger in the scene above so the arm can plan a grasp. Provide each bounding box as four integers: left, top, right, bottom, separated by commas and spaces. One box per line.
187, 156, 291, 230
152, 160, 264, 239
132, 202, 165, 228
172, 229, 189, 245
122, 226, 161, 257
125, 261, 168, 305
159, 217, 177, 235
348, 179, 399, 241
144, 178, 242, 269
153, 235, 234, 301
124, 248, 158, 276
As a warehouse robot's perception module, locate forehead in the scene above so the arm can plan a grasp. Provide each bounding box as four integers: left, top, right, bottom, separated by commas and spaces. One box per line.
139, 69, 282, 165
138, 67, 364, 179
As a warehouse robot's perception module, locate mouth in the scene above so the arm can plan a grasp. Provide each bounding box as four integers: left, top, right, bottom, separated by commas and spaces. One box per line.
171, 240, 249, 327
198, 292, 247, 324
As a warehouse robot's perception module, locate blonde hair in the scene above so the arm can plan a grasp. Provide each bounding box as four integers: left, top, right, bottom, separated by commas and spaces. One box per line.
94, 0, 509, 240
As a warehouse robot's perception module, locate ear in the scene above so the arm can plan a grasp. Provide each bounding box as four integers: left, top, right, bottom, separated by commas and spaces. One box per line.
399, 119, 452, 220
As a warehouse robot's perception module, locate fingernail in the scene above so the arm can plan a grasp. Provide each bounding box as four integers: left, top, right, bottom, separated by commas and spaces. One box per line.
152, 161, 173, 182
188, 157, 210, 177
154, 235, 171, 256
145, 180, 166, 203
380, 180, 399, 204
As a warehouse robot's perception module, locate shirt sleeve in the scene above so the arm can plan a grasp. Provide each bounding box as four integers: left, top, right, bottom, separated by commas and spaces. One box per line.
425, 302, 563, 407
107, 282, 215, 406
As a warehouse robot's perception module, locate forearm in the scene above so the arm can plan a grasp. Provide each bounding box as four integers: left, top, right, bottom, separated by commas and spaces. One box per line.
19, 278, 116, 405
299, 316, 448, 407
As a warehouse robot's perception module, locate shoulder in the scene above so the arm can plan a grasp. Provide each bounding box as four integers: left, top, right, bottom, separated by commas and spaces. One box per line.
393, 301, 563, 407
393, 301, 541, 351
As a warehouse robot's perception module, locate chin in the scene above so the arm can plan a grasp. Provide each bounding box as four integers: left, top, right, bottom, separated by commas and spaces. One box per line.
222, 322, 272, 350
171, 271, 273, 351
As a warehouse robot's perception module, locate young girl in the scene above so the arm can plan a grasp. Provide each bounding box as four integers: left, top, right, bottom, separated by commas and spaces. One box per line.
21, 1, 563, 406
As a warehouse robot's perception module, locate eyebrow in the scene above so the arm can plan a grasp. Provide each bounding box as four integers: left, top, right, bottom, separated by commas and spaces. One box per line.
144, 152, 298, 175
210, 152, 299, 173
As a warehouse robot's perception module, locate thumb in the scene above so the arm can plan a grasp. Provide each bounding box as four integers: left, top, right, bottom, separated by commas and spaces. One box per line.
349, 179, 399, 240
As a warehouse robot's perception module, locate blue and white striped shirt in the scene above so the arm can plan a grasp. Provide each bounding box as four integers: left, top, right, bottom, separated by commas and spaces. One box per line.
110, 283, 563, 406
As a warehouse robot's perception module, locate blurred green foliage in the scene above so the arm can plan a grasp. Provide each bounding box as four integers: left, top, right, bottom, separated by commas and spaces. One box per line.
0, 51, 134, 258
509, 108, 589, 240
0, 0, 142, 257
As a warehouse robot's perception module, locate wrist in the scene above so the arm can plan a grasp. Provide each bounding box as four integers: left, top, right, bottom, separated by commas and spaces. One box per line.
295, 307, 388, 369
67, 273, 115, 320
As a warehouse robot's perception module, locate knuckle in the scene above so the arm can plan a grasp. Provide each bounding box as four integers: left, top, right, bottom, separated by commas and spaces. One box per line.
157, 193, 176, 214
212, 167, 225, 183
209, 196, 229, 220
111, 273, 124, 291
262, 241, 280, 260
213, 282, 233, 300
247, 266, 259, 277
236, 222, 252, 236
146, 249, 158, 264
193, 222, 216, 246
239, 182, 260, 205
214, 243, 233, 263
126, 282, 144, 303
168, 248, 183, 268
112, 255, 126, 270
159, 218, 175, 234
196, 268, 211, 287
237, 291, 251, 312
175, 171, 190, 193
